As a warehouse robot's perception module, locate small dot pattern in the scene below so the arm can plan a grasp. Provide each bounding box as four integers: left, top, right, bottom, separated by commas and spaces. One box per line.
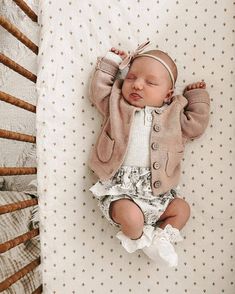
36, 1, 235, 293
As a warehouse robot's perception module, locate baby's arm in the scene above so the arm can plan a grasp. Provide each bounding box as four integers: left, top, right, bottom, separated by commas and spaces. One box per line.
89, 49, 125, 116
180, 81, 210, 139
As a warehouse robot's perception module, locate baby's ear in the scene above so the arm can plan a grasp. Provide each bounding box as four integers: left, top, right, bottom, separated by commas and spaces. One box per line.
164, 89, 174, 104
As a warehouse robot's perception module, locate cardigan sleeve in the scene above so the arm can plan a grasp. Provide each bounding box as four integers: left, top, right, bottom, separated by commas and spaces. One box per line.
89, 55, 121, 116
180, 88, 210, 139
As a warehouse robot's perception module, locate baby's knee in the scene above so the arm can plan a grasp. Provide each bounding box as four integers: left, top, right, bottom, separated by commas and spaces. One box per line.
124, 207, 144, 230
177, 198, 191, 220
110, 199, 144, 228
120, 207, 144, 239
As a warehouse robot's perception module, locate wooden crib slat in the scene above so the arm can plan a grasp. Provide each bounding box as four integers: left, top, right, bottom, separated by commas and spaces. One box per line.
12, 0, 38, 22
0, 129, 36, 143
0, 16, 38, 55
0, 91, 36, 113
0, 167, 37, 176
0, 198, 38, 215
0, 228, 39, 253
32, 285, 43, 294
0, 257, 40, 291
0, 53, 37, 83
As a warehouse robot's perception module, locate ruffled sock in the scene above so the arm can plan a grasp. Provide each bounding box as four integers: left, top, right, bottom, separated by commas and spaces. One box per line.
142, 224, 183, 267
116, 225, 155, 253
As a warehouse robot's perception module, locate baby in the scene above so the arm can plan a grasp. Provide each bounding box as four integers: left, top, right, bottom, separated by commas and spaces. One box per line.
88, 41, 210, 267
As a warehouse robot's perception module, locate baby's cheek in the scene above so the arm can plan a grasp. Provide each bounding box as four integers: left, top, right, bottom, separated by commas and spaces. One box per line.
121, 82, 129, 99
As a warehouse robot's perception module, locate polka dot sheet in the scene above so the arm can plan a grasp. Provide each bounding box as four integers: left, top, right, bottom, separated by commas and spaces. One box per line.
36, 1, 235, 293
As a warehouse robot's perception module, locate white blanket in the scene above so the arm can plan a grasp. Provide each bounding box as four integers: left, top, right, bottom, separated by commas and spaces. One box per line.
36, 1, 235, 293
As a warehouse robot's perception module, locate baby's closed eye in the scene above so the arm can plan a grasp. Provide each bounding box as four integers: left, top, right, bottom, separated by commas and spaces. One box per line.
126, 74, 136, 80
146, 80, 158, 85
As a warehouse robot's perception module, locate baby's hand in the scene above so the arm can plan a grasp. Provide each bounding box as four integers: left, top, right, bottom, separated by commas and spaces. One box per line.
184, 81, 206, 94
110, 47, 128, 60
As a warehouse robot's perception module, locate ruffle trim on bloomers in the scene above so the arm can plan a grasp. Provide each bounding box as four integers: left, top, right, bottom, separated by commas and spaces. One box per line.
90, 165, 177, 200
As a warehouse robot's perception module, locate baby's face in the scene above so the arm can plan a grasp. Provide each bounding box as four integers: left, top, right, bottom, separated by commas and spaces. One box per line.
122, 57, 173, 108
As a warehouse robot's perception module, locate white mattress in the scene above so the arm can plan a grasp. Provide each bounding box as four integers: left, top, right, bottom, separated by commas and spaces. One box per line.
36, 1, 235, 293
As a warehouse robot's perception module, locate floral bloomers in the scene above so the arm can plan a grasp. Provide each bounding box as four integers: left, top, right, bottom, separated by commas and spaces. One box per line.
90, 166, 179, 227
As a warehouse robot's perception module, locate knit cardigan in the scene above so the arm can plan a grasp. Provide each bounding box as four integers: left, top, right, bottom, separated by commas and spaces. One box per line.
88, 57, 210, 195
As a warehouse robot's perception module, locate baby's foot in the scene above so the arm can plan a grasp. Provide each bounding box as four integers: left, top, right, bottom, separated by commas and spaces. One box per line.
184, 81, 206, 94
143, 233, 178, 267
116, 225, 155, 253
142, 224, 183, 267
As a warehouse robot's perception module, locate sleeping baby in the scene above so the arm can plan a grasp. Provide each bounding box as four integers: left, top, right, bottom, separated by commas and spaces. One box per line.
88, 41, 210, 267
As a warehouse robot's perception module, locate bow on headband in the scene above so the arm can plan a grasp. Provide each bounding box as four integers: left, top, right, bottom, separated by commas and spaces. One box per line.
119, 41, 150, 70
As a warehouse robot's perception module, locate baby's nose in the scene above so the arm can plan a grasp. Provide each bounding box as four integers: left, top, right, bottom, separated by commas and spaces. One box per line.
132, 78, 144, 90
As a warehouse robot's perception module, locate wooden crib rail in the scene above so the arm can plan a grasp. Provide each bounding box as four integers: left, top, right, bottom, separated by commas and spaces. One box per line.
0, 16, 38, 54
0, 129, 36, 143
0, 2, 42, 293
0, 91, 36, 112
0, 198, 38, 215
32, 285, 43, 294
12, 0, 38, 23
0, 228, 39, 253
0, 167, 37, 176
0, 53, 37, 83
0, 257, 40, 292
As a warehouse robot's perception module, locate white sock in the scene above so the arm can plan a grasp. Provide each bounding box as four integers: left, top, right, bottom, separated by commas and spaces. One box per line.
142, 224, 183, 267
116, 225, 155, 253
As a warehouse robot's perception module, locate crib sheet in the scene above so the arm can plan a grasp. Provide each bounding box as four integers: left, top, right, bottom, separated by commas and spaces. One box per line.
36, 1, 235, 293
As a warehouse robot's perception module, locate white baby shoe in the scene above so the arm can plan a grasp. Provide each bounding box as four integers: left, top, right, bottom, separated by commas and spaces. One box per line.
116, 225, 155, 253
142, 224, 183, 267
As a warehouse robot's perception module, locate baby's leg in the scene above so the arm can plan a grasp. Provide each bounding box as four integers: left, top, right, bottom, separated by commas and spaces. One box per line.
110, 199, 144, 240
158, 198, 190, 230
143, 198, 189, 267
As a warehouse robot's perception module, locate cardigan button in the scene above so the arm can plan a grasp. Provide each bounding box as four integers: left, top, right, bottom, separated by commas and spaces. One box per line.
153, 162, 160, 170
153, 180, 161, 188
151, 142, 159, 150
153, 124, 161, 132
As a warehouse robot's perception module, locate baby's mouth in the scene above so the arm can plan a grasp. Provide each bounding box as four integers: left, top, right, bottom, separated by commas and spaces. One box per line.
130, 93, 144, 101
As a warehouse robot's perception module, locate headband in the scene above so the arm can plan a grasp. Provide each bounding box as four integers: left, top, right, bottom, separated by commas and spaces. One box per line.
119, 41, 175, 88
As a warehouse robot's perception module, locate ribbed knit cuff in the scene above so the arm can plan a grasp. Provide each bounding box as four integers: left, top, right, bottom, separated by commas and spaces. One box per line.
96, 56, 120, 77
105, 51, 123, 63
184, 88, 210, 105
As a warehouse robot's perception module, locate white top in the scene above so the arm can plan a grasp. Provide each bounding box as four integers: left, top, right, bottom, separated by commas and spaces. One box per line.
122, 107, 153, 167
123, 106, 166, 167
